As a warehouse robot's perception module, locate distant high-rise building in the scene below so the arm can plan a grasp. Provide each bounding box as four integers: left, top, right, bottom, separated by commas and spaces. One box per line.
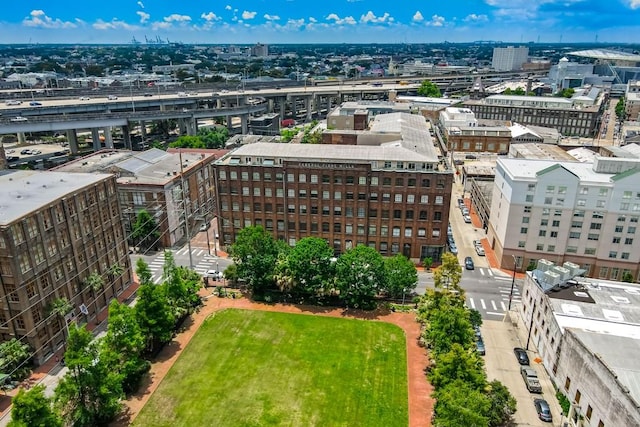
250, 43, 269, 57
492, 46, 529, 72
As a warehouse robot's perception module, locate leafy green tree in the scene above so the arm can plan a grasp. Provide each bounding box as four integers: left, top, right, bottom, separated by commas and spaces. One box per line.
135, 283, 175, 355
433, 253, 463, 292
131, 209, 160, 251
161, 250, 202, 318
429, 343, 485, 389
417, 80, 442, 97
0, 339, 31, 381
422, 257, 433, 270
556, 88, 575, 98
84, 271, 105, 314
469, 309, 483, 329
615, 97, 626, 121
46, 298, 73, 345
222, 263, 239, 286
335, 245, 386, 309
383, 254, 418, 299
622, 271, 634, 283
284, 237, 335, 296
9, 384, 61, 427
169, 135, 205, 149
486, 380, 517, 427
433, 379, 491, 427
197, 127, 230, 149
102, 301, 149, 394
229, 226, 288, 295
424, 305, 475, 356
54, 326, 122, 427
135, 258, 153, 286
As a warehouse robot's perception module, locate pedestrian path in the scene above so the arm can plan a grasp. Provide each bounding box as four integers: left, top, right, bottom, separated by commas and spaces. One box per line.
146, 249, 220, 283
466, 283, 521, 318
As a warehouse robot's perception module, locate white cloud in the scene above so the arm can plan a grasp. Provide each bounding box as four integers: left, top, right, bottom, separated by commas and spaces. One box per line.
164, 14, 191, 23
151, 21, 172, 30
242, 10, 257, 20
201, 12, 220, 22
464, 13, 488, 22
93, 19, 138, 31
360, 11, 391, 24
412, 11, 424, 22
628, 0, 640, 8
309, 16, 317, 23
225, 5, 232, 10
137, 1, 144, 8
264, 14, 280, 21
283, 18, 305, 29
427, 14, 445, 27
136, 11, 150, 23
326, 13, 356, 25
23, 10, 78, 29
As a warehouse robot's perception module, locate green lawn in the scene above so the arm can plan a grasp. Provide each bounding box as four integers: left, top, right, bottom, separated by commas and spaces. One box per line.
133, 309, 408, 427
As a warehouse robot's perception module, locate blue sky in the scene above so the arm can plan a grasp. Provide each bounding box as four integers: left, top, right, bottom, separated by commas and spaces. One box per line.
2, 1, 640, 44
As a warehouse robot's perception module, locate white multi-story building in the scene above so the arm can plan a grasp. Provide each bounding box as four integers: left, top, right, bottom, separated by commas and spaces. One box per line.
518, 262, 640, 427
439, 107, 477, 130
626, 80, 640, 121
488, 156, 640, 280
491, 46, 529, 72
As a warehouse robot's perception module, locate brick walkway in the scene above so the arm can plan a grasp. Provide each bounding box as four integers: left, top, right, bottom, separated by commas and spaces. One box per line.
117, 293, 434, 427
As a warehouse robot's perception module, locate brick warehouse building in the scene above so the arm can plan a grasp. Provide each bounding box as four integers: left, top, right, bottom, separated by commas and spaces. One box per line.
214, 113, 454, 262
0, 170, 133, 365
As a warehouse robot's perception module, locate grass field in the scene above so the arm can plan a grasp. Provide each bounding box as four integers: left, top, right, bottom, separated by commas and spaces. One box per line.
133, 309, 408, 427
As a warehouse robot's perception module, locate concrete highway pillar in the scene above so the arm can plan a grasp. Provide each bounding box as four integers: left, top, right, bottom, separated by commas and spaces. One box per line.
291, 96, 297, 119
103, 127, 114, 149
139, 121, 146, 140
178, 119, 187, 135
305, 96, 313, 122
66, 130, 79, 155
241, 114, 249, 135
187, 118, 197, 136
227, 116, 234, 132
216, 98, 222, 109
268, 99, 274, 113
17, 132, 26, 144
280, 98, 286, 119
91, 128, 101, 151
121, 125, 132, 150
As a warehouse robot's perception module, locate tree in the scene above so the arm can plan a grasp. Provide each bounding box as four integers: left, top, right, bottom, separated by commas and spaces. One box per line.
615, 97, 626, 121
424, 305, 475, 356
9, 385, 61, 427
417, 80, 442, 97
0, 339, 31, 381
131, 209, 160, 251
102, 301, 149, 394
433, 379, 491, 427
556, 88, 575, 98
422, 257, 433, 270
335, 245, 386, 309
53, 326, 122, 427
622, 271, 634, 283
284, 237, 335, 296
161, 250, 202, 318
46, 298, 73, 345
169, 135, 205, 149
135, 283, 175, 355
84, 271, 105, 314
469, 309, 483, 329
429, 343, 485, 389
135, 258, 153, 286
229, 226, 288, 295
383, 254, 418, 299
433, 253, 463, 292
485, 380, 517, 427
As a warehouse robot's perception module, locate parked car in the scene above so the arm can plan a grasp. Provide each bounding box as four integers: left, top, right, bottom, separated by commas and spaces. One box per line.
476, 339, 486, 356
473, 239, 483, 247
534, 398, 553, 422
20, 149, 31, 155
475, 245, 486, 256
457, 198, 465, 208
29, 101, 42, 106
5, 100, 22, 105
205, 270, 222, 280
514, 347, 530, 365
449, 243, 458, 255
463, 214, 472, 223
461, 207, 470, 215
521, 367, 542, 393
143, 93, 153, 97
199, 223, 210, 232
464, 256, 474, 270
79, 96, 90, 100
6, 156, 19, 162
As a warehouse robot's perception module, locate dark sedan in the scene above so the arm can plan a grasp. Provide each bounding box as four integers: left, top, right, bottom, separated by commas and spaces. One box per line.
514, 347, 530, 365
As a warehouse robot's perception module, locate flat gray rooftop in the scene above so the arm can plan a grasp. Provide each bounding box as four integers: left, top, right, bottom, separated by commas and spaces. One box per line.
0, 170, 111, 225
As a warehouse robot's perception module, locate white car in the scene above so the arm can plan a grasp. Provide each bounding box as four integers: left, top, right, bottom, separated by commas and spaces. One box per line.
5, 100, 22, 106
107, 95, 118, 100
463, 214, 472, 224
79, 96, 91, 100
205, 270, 223, 280
475, 246, 486, 256
10, 116, 28, 122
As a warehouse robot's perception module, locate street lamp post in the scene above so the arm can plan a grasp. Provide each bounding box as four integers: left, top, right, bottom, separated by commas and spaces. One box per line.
526, 299, 536, 350
508, 255, 518, 311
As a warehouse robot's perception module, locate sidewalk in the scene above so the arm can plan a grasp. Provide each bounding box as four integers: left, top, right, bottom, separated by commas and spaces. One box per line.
0, 280, 140, 424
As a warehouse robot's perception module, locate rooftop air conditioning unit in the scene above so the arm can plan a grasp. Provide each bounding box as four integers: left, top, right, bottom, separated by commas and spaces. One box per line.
537, 259, 554, 272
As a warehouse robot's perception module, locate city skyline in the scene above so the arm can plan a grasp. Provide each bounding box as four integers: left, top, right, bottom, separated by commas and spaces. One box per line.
2, 1, 640, 45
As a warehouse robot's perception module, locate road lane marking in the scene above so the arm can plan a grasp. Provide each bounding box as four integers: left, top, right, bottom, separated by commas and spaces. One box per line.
491, 300, 497, 310
500, 301, 507, 311
481, 299, 486, 309
153, 276, 162, 284
469, 298, 476, 309
479, 269, 485, 276
494, 276, 511, 281
487, 269, 493, 276
486, 311, 505, 317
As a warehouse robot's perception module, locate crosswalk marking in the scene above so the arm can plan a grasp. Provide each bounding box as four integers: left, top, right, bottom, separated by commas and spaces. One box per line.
479, 269, 485, 276
469, 298, 476, 309
491, 300, 497, 310
487, 269, 493, 277
486, 311, 505, 317
481, 299, 486, 309
500, 301, 507, 311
